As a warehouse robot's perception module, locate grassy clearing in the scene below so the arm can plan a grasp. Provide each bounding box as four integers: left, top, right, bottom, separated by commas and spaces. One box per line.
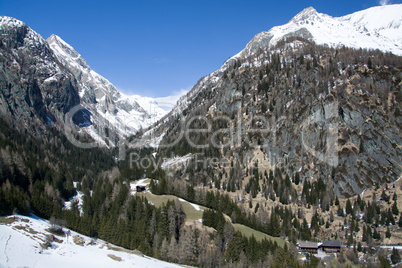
139, 192, 176, 208
141, 192, 286, 246
179, 201, 204, 221
139, 192, 205, 221
233, 223, 286, 247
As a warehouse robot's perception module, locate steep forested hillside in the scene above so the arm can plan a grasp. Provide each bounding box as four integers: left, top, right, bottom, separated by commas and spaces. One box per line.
157, 38, 401, 198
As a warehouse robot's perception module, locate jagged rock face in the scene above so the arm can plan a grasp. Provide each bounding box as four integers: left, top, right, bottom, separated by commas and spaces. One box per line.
0, 17, 167, 147
46, 34, 163, 146
47, 34, 123, 113
0, 17, 80, 132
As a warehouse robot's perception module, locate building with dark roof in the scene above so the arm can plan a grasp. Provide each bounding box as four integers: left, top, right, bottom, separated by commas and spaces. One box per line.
298, 241, 319, 254
321, 240, 341, 253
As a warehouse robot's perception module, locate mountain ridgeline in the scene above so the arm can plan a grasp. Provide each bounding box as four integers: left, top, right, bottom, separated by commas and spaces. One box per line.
153, 5, 402, 198
0, 4, 401, 268
156, 38, 401, 198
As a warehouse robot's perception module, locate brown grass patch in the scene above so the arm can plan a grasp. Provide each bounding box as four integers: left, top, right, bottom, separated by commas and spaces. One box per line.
13, 225, 39, 235
107, 254, 123, 262
0, 216, 16, 225
73, 235, 85, 246
106, 244, 143, 257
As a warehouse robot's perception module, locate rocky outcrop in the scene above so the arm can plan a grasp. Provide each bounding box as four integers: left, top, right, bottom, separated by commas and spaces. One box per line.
0, 17, 80, 133
46, 34, 165, 145
0, 17, 168, 147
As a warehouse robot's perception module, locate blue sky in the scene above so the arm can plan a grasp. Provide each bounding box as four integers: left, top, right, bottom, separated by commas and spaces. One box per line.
1, 0, 400, 97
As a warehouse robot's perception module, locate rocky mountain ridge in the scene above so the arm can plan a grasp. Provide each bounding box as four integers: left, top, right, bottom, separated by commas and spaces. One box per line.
161, 4, 402, 125
237, 4, 402, 59
0, 16, 80, 134
148, 5, 402, 197
47, 35, 169, 146
0, 17, 170, 147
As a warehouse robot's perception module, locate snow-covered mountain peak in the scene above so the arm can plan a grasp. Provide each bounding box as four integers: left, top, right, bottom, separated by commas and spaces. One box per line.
47, 34, 91, 72
237, 4, 402, 59
1, 16, 52, 56
291, 6, 320, 23
47, 34, 120, 103
0, 16, 26, 28
340, 4, 402, 40
341, 4, 402, 29
46, 34, 173, 145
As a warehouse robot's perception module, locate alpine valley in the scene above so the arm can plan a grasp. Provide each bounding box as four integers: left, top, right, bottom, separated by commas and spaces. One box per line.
0, 4, 401, 268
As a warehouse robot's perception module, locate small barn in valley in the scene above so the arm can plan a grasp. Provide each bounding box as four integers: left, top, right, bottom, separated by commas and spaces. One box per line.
136, 186, 146, 192
298, 241, 319, 254
321, 240, 341, 253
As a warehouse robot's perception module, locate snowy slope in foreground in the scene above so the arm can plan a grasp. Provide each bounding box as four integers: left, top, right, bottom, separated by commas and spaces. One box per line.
0, 215, 181, 268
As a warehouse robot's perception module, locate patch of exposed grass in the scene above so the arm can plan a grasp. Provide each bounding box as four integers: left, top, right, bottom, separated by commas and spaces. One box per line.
233, 223, 286, 246
45, 234, 63, 244
139, 192, 177, 208
180, 201, 204, 221
140, 192, 205, 221
13, 225, 38, 235
73, 235, 85, 246
46, 227, 66, 237
0, 216, 16, 225
106, 244, 144, 257
107, 254, 122, 262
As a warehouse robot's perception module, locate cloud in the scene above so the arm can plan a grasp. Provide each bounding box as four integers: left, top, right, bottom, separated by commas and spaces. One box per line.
379, 0, 391, 5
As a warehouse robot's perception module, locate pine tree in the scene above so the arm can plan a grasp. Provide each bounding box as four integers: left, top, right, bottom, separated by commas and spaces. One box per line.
399, 214, 402, 228
362, 225, 368, 242
379, 255, 391, 268
388, 209, 396, 225
294, 172, 300, 185
337, 204, 344, 216
367, 57, 373, 69
346, 199, 353, 215
357, 242, 362, 252
392, 201, 399, 215
373, 228, 381, 240
269, 213, 281, 237
347, 232, 354, 247
386, 226, 391, 238
391, 247, 401, 264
